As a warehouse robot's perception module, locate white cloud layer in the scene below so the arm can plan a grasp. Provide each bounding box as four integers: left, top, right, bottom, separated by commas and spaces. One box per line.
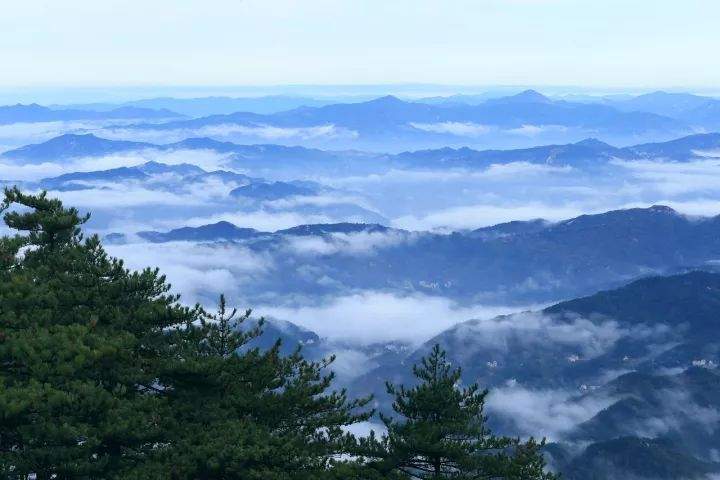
408, 122, 569, 138
391, 202, 584, 231
106, 241, 272, 303
255, 292, 542, 345
101, 124, 358, 144
486, 384, 615, 440
281, 231, 412, 256
410, 122, 492, 137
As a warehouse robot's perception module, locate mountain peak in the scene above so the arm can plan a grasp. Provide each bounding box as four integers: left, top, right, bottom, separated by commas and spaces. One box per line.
1, 133, 152, 162
574, 138, 613, 148
518, 89, 546, 97
276, 223, 390, 236
168, 137, 241, 153
367, 95, 405, 105
137, 221, 260, 243
487, 89, 553, 105
172, 136, 228, 146
138, 161, 205, 175
647, 205, 678, 214
56, 133, 100, 140
6, 103, 47, 110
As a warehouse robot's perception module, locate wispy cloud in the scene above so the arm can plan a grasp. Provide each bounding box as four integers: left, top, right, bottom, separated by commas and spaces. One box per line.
101, 124, 358, 144
408, 122, 569, 138
391, 202, 584, 231
507, 124, 569, 136
0, 120, 112, 148
106, 241, 273, 303
486, 383, 614, 440
409, 122, 492, 137
281, 230, 413, 256
451, 312, 630, 360
613, 158, 720, 196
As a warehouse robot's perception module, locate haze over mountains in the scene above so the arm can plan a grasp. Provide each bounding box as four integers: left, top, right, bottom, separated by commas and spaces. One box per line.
0, 103, 183, 124
3, 88, 719, 152
3, 88, 720, 479
54, 95, 362, 116
111, 91, 692, 150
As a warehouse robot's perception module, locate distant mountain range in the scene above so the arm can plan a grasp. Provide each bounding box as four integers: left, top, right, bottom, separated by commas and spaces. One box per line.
102, 205, 720, 306
129, 90, 684, 132
6, 90, 720, 150
0, 134, 353, 170
3, 134, 155, 160
52, 95, 357, 117
118, 91, 689, 149
4, 131, 720, 167
135, 221, 260, 243
602, 91, 720, 127
35, 161, 223, 191
40, 90, 720, 125
425, 90, 720, 130
0, 159, 387, 228
110, 221, 388, 244
0, 103, 183, 124
390, 133, 720, 166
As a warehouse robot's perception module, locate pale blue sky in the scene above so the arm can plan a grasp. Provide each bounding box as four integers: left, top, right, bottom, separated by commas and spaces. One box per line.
1, 0, 719, 88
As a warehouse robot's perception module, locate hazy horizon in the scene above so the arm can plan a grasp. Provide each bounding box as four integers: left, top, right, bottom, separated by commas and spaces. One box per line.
3, 0, 720, 90
2, 83, 720, 106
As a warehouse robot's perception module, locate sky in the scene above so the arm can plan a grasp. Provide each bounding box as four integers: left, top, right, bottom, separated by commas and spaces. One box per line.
1, 0, 719, 89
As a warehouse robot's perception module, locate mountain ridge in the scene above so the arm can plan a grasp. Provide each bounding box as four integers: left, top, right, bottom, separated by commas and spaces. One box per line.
5, 131, 720, 166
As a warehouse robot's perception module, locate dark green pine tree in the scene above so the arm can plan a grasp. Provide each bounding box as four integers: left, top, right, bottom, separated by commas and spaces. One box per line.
499, 437, 559, 480
134, 294, 376, 479
379, 344, 558, 480
0, 188, 383, 479
0, 187, 199, 478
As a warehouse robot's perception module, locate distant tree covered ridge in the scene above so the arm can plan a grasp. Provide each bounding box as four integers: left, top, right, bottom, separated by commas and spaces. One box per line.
0, 188, 556, 479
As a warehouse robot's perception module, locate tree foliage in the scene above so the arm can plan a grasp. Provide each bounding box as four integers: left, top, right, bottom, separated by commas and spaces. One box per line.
0, 188, 371, 479
146, 295, 373, 479
377, 344, 558, 479
0, 187, 197, 478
